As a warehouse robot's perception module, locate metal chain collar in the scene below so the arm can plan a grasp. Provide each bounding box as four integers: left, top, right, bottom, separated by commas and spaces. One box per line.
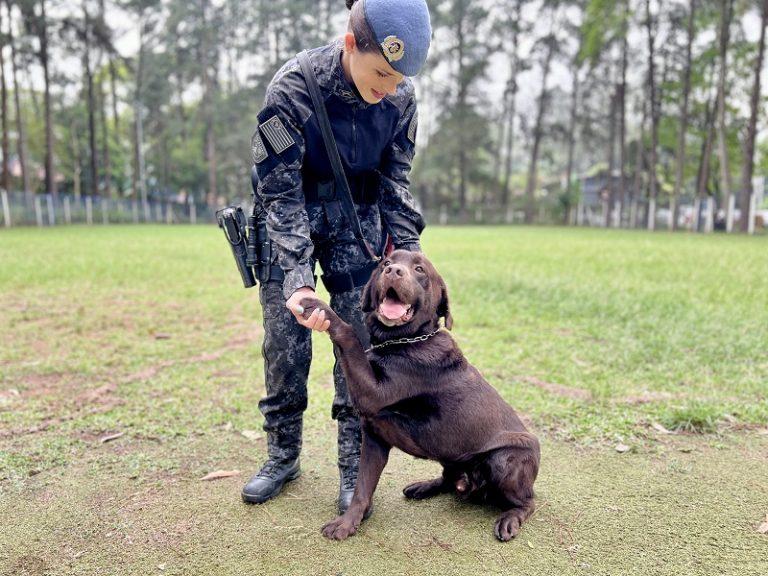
365, 328, 442, 353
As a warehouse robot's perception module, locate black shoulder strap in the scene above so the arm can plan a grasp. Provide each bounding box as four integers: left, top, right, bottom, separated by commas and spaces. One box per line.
297, 50, 380, 263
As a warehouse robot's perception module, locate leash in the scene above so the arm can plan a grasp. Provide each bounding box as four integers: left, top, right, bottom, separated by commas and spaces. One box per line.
365, 328, 442, 353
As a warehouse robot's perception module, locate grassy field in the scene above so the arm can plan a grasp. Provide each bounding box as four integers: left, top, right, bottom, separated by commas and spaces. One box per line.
1, 225, 767, 575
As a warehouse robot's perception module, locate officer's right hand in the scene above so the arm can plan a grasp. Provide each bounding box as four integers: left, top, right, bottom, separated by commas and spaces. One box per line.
286, 287, 331, 332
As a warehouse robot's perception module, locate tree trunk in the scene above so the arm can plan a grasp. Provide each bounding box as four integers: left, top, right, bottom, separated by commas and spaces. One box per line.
617, 27, 628, 228
0, 6, 9, 194
6, 0, 31, 202
739, 0, 767, 232
671, 0, 696, 232
631, 94, 648, 229
134, 15, 147, 212
493, 90, 508, 201
83, 6, 99, 196
524, 36, 554, 224
70, 119, 82, 199
501, 0, 522, 212
456, 0, 467, 214
39, 0, 56, 198
109, 59, 119, 131
564, 65, 580, 224
501, 1, 521, 208
695, 64, 718, 231
645, 0, 659, 231
606, 87, 617, 228
715, 0, 734, 229
99, 63, 112, 198
201, 0, 218, 207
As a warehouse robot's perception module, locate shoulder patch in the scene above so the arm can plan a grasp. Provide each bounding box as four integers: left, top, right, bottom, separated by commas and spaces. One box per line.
260, 116, 295, 154
251, 128, 268, 164
407, 113, 418, 145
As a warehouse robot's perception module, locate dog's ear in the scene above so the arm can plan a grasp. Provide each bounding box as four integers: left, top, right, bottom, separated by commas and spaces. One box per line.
361, 267, 379, 313
437, 277, 453, 330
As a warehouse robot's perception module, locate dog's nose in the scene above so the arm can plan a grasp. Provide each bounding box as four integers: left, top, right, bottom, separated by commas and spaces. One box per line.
384, 264, 405, 277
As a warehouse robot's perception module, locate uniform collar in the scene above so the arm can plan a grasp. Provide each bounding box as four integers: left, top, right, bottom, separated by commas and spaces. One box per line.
321, 40, 372, 109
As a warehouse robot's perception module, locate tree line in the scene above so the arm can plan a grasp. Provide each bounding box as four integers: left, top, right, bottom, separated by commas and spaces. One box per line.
0, 0, 766, 232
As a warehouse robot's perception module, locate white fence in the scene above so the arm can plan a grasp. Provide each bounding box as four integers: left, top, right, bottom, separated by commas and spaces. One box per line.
0, 191, 215, 228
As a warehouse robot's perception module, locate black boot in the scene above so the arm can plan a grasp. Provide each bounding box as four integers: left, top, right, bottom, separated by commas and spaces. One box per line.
338, 457, 374, 519
241, 457, 301, 504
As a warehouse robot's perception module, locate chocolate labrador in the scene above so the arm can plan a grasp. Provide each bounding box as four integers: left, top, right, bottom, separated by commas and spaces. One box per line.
299, 249, 540, 542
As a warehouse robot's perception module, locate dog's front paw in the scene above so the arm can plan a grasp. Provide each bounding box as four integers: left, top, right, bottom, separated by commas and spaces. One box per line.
321, 515, 358, 541
493, 512, 521, 542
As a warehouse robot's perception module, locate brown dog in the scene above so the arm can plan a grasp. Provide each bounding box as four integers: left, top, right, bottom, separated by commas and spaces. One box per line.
300, 249, 540, 542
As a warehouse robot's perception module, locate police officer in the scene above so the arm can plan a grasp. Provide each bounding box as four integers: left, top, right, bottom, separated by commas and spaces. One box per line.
242, 0, 432, 515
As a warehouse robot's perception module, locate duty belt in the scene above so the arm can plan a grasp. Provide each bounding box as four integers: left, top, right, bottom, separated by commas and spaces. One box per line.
264, 262, 376, 295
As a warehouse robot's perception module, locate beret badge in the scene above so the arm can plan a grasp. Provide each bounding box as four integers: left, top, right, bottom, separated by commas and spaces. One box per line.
381, 35, 405, 62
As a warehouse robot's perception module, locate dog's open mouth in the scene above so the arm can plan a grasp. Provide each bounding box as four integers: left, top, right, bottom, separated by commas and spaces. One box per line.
378, 287, 414, 325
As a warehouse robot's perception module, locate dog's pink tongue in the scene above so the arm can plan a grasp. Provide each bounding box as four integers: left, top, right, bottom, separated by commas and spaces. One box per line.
380, 297, 408, 320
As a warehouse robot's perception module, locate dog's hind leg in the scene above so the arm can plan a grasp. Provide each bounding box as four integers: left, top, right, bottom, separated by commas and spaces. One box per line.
403, 476, 448, 500
486, 442, 540, 542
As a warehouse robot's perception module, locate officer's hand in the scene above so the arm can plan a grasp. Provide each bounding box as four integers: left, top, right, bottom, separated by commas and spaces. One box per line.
286, 287, 331, 332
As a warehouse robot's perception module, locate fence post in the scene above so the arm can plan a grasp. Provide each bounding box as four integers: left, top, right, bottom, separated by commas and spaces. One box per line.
704, 197, 714, 233
46, 194, 55, 226
132, 200, 139, 223
63, 196, 71, 224
189, 197, 197, 225
35, 196, 43, 227
726, 194, 735, 233
439, 204, 447, 225
143, 200, 151, 222
613, 201, 622, 228
166, 202, 173, 224
155, 202, 162, 222
1, 190, 10, 227
86, 196, 93, 224
748, 192, 756, 235
101, 198, 108, 224
691, 197, 700, 232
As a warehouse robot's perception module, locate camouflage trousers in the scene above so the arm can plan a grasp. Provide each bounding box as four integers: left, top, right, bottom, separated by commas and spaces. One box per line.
257, 200, 383, 473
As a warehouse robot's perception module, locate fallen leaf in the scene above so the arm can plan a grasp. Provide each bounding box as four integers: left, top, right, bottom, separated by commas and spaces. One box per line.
240, 430, 262, 441
100, 432, 125, 443
758, 515, 768, 534
201, 470, 241, 481
615, 443, 631, 453
222, 421, 234, 432
527, 540, 534, 549
153, 333, 172, 340
651, 422, 673, 434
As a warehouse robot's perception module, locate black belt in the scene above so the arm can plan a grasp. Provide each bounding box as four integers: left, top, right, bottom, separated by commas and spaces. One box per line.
304, 172, 379, 205
263, 260, 374, 295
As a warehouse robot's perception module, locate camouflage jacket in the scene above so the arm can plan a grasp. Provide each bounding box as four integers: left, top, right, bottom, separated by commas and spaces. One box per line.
251, 40, 425, 300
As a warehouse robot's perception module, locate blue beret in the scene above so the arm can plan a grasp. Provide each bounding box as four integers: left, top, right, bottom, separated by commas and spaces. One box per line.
363, 0, 432, 76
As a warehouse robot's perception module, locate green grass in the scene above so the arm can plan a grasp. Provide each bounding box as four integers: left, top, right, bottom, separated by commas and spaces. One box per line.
1, 225, 767, 574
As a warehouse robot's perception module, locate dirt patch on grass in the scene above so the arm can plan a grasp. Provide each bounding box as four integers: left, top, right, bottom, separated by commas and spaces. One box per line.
3, 554, 47, 576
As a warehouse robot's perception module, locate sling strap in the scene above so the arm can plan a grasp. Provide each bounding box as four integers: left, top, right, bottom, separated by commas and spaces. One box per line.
297, 50, 380, 264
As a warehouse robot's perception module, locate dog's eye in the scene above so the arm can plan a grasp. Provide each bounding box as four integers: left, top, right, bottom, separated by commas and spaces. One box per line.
415, 265, 424, 273
383, 260, 391, 267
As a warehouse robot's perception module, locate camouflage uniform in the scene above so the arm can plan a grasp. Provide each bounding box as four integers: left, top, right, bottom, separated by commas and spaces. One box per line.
251, 41, 424, 477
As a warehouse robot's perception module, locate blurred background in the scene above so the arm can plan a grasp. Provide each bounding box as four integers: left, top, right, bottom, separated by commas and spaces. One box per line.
0, 0, 766, 231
